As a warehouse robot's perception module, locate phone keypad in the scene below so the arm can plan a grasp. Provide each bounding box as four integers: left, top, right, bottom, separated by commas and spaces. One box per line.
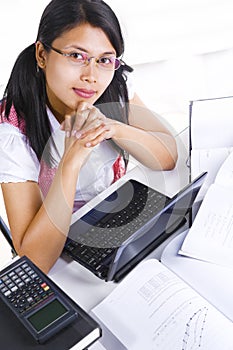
0, 262, 54, 315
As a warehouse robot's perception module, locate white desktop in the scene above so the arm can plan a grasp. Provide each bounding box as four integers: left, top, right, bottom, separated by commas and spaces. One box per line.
47, 128, 189, 349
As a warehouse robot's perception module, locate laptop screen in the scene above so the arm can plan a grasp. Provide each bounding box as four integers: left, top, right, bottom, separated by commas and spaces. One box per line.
108, 172, 207, 281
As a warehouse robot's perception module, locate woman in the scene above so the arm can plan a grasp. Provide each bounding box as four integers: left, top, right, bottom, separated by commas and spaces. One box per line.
0, 0, 177, 273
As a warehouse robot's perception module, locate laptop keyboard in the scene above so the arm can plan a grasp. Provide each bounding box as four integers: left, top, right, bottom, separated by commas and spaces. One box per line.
64, 183, 169, 276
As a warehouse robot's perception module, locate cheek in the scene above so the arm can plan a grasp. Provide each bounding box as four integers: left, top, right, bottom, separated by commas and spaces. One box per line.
45, 66, 75, 108
97, 74, 115, 96
45, 64, 70, 92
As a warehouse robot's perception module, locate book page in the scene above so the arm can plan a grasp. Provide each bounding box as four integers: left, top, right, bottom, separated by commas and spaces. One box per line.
91, 259, 233, 350
191, 147, 233, 199
215, 149, 233, 187
179, 183, 233, 267
162, 230, 233, 322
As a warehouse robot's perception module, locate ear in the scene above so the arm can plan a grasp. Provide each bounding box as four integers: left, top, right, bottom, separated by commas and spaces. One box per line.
35, 41, 47, 69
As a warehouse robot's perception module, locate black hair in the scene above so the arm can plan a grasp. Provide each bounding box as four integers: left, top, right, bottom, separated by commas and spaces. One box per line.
0, 0, 133, 162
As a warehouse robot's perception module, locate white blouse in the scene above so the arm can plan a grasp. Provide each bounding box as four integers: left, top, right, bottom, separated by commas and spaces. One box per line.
0, 109, 120, 203
0, 122, 40, 183
0, 74, 135, 205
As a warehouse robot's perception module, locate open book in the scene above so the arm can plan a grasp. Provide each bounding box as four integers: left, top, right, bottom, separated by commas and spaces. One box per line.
91, 258, 233, 350
179, 150, 233, 267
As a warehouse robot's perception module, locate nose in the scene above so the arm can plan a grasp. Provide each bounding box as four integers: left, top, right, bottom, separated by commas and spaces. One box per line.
80, 60, 97, 83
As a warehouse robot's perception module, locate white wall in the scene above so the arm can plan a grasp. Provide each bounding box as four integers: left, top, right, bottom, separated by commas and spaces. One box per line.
1, 1, 233, 132
108, 0, 233, 64
0, 0, 49, 89
132, 48, 233, 132
1, 1, 233, 69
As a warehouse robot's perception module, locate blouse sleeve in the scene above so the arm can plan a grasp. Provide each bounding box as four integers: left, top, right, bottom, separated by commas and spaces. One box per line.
0, 123, 40, 183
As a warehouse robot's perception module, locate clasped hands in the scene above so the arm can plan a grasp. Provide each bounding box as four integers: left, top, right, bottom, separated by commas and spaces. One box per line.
60, 102, 117, 148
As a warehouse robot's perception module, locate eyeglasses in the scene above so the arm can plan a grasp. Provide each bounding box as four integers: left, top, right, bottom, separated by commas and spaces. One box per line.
43, 43, 121, 71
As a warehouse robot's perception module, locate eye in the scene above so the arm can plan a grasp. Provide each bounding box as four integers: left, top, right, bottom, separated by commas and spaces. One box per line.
98, 56, 115, 66
69, 52, 85, 62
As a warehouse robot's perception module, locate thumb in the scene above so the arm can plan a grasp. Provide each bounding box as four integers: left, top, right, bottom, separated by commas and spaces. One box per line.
61, 115, 72, 138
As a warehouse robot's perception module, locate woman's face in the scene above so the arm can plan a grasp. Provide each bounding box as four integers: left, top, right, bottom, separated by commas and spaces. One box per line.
36, 23, 116, 121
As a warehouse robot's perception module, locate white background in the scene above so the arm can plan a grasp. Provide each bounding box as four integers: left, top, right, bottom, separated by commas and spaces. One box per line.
1, 0, 233, 69
1, 0, 233, 132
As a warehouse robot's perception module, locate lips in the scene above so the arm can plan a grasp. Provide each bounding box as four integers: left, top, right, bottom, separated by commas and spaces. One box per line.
73, 88, 96, 99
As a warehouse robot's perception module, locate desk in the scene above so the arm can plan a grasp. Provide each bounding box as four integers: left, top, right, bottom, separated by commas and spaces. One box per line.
0, 127, 189, 349
0, 129, 189, 349
47, 128, 189, 349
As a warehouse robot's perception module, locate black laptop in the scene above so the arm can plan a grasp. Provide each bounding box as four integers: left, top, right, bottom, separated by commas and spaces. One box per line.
63, 172, 207, 282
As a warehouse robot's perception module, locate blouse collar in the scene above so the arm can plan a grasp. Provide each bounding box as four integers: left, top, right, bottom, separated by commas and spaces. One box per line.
46, 107, 60, 132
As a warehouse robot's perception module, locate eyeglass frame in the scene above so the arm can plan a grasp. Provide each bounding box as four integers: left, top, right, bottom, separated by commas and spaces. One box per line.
42, 43, 122, 71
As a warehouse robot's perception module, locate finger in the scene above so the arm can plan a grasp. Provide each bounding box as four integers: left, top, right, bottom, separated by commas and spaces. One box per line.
79, 109, 107, 135
72, 110, 90, 136
87, 108, 106, 123
77, 101, 91, 111
60, 120, 65, 131
71, 103, 107, 138
82, 112, 103, 133
74, 120, 106, 140
82, 126, 108, 147
62, 115, 73, 137
72, 102, 92, 134
85, 133, 107, 148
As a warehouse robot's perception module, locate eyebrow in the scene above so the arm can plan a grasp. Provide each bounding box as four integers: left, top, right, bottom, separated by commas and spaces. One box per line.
64, 45, 116, 56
